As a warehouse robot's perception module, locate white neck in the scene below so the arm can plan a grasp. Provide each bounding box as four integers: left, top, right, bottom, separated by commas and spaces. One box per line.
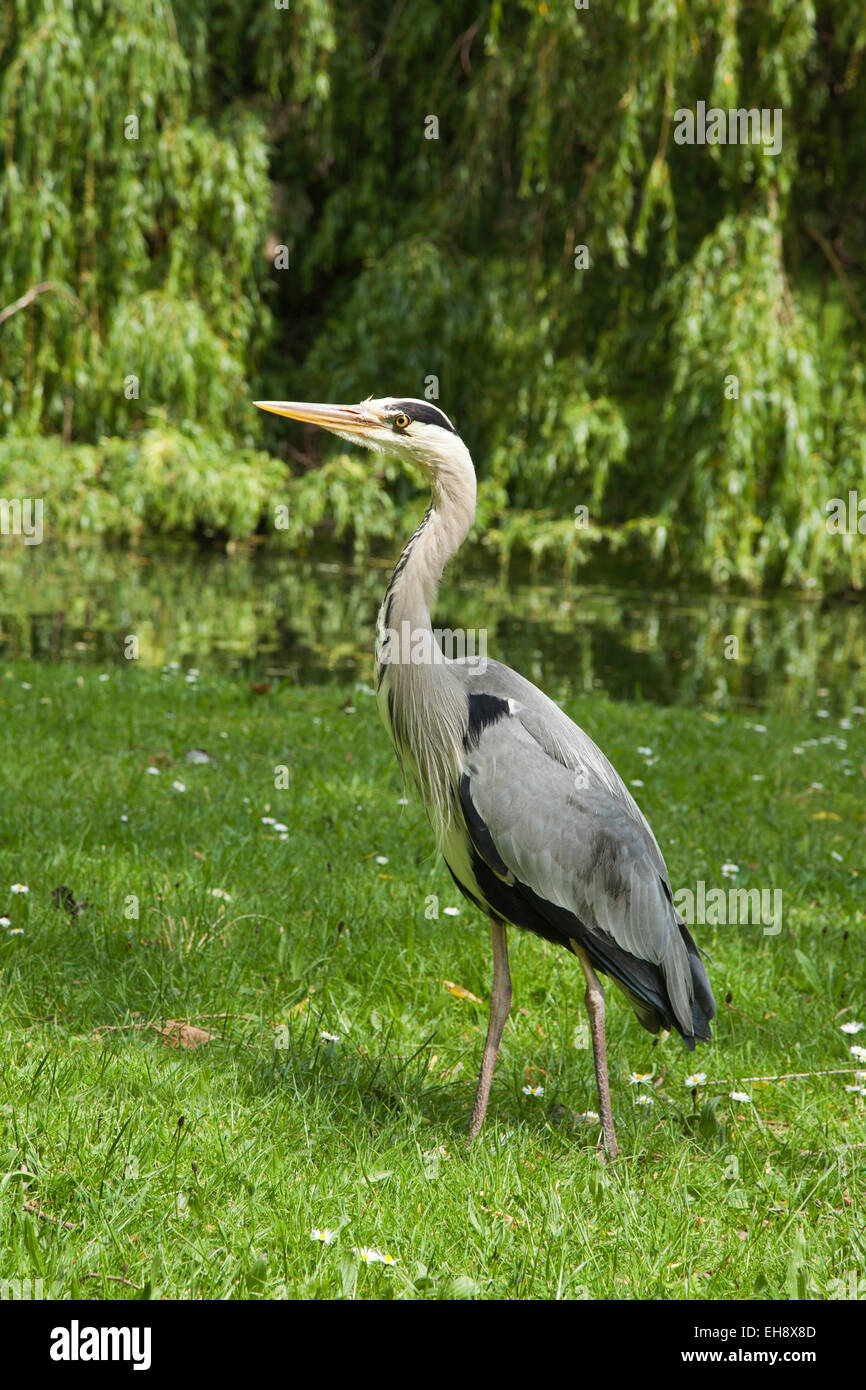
374, 436, 477, 838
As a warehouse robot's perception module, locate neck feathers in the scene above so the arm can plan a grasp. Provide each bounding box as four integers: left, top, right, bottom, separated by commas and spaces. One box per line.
375, 437, 477, 840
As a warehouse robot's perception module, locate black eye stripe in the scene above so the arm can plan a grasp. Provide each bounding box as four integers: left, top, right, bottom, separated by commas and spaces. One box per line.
390, 400, 458, 434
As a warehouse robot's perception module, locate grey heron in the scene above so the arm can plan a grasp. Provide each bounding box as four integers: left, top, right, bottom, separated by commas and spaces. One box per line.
255, 395, 715, 1157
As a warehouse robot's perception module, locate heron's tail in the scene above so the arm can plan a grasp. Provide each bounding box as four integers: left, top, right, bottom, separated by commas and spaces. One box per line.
674, 918, 715, 1049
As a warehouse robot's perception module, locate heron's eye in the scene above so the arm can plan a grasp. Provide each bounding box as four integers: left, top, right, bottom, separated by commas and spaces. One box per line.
392, 413, 410, 432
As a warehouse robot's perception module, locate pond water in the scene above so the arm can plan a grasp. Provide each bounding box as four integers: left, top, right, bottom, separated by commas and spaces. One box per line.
1, 542, 864, 714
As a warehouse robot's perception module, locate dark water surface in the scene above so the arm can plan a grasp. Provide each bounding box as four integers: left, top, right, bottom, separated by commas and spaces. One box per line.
1, 543, 864, 714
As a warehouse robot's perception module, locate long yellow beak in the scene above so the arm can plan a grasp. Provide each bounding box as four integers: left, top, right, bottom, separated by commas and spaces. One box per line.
254, 400, 377, 433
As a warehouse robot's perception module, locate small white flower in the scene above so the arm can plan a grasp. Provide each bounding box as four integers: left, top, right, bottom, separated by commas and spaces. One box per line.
816, 710, 829, 718
792, 747, 804, 756
320, 1031, 340, 1043
261, 816, 275, 825
721, 862, 739, 876
443, 906, 460, 916
272, 822, 288, 833
830, 851, 843, 863
839, 718, 853, 730
120, 814, 128, 822
279, 833, 289, 841
98, 673, 110, 682
397, 797, 409, 806
844, 1085, 866, 1096
630, 779, 644, 788
730, 1091, 752, 1103
311, 1228, 337, 1244
849, 1045, 866, 1063
10, 884, 29, 894
522, 1085, 544, 1097
21, 681, 32, 689
210, 888, 232, 901
685, 1073, 707, 1088
0, 916, 11, 927
9, 928, 24, 936
172, 780, 187, 792
355, 1247, 395, 1265
751, 774, 765, 780
751, 723, 767, 733
637, 746, 653, 756
634, 1095, 654, 1106
629, 1071, 652, 1085
146, 767, 160, 775
840, 1021, 864, 1035
852, 705, 865, 716
375, 856, 389, 865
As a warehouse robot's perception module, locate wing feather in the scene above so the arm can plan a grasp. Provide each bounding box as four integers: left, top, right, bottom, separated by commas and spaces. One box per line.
450, 660, 714, 1043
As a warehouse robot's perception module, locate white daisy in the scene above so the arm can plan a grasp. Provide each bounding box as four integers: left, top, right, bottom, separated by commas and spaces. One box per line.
355, 1247, 395, 1265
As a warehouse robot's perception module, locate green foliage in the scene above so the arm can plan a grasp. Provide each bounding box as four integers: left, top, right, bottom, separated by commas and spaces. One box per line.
2, 1, 866, 588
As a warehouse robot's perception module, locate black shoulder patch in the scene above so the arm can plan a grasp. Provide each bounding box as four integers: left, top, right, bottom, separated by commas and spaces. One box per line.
392, 400, 458, 435
464, 692, 510, 751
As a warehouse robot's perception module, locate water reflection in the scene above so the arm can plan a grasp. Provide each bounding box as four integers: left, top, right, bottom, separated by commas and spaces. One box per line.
0, 543, 863, 713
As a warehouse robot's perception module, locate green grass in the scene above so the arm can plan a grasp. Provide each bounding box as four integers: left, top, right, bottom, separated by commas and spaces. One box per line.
0, 661, 864, 1300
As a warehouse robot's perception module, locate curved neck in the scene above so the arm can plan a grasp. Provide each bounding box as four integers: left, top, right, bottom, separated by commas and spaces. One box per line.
380, 455, 477, 644
374, 444, 477, 837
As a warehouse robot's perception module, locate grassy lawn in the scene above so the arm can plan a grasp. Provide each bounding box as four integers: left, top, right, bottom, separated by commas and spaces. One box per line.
0, 661, 864, 1300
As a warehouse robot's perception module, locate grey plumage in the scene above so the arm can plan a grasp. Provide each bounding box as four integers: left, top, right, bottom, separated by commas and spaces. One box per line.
446, 657, 715, 1047
254, 392, 716, 1156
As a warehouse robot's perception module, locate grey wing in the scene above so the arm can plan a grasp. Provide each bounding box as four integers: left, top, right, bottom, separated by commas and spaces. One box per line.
450, 658, 715, 1045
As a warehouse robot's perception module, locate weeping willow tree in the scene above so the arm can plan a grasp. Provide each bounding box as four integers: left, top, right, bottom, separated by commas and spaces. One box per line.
1, 0, 864, 586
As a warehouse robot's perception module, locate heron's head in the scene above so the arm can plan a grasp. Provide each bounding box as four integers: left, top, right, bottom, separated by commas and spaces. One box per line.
254, 396, 474, 498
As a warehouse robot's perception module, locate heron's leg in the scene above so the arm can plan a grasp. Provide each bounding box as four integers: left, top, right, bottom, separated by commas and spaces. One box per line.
572, 945, 620, 1160
466, 919, 511, 1144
